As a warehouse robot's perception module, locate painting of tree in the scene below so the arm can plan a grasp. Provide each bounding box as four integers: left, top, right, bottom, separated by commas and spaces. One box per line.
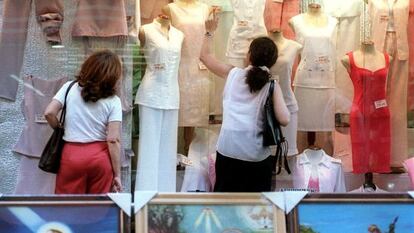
300, 225, 319, 233
148, 205, 185, 233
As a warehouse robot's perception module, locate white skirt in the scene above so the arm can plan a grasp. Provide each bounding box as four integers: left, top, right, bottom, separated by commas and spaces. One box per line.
295, 87, 335, 131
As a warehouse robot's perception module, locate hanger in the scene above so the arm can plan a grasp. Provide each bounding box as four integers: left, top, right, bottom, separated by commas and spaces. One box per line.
363, 172, 376, 191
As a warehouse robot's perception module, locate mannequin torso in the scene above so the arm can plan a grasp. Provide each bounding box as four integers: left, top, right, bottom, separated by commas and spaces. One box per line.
139, 15, 171, 47
341, 41, 392, 72
289, 3, 328, 30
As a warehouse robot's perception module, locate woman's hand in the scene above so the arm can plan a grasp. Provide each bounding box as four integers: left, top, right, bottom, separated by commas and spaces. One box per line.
111, 176, 122, 192
205, 7, 220, 34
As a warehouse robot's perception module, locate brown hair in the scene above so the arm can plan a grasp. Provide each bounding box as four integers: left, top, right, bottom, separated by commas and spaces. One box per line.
246, 37, 278, 93
76, 50, 122, 102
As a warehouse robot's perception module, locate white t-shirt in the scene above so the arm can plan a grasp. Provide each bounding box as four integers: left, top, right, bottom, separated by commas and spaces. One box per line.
54, 81, 122, 143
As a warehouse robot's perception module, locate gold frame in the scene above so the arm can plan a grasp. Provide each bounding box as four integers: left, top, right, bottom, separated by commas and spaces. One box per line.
135, 193, 286, 233
0, 195, 127, 233
286, 193, 414, 233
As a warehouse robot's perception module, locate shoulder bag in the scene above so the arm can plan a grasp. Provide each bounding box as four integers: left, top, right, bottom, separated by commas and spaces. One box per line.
38, 81, 76, 173
263, 80, 291, 174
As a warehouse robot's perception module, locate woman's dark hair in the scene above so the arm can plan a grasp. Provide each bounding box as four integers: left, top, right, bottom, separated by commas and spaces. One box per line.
76, 50, 122, 102
246, 37, 278, 93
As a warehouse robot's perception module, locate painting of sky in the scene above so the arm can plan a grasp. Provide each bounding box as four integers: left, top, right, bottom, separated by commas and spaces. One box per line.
298, 203, 414, 233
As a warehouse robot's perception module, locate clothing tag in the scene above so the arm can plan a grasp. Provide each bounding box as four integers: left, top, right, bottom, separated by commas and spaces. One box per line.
237, 21, 249, 27
35, 114, 48, 124
317, 56, 330, 64
198, 61, 207, 70
380, 15, 389, 22
153, 63, 166, 70
178, 154, 193, 166
374, 99, 387, 109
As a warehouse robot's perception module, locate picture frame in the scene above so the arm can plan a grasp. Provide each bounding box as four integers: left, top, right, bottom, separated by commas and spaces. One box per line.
286, 193, 414, 233
0, 195, 129, 233
135, 193, 286, 233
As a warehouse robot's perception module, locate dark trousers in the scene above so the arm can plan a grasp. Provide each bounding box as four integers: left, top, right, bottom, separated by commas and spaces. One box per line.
214, 151, 273, 192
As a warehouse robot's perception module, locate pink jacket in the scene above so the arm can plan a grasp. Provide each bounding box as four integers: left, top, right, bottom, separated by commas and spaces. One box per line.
369, 0, 409, 60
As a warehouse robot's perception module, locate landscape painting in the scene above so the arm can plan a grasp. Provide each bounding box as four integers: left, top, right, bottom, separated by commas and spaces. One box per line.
288, 194, 414, 233
147, 204, 274, 233
135, 193, 285, 233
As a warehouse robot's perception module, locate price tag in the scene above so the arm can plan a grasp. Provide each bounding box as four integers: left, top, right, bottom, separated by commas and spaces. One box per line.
178, 154, 193, 166
198, 61, 207, 70
153, 63, 166, 70
237, 21, 249, 27
380, 15, 389, 23
35, 114, 48, 124
317, 56, 330, 64
374, 99, 387, 109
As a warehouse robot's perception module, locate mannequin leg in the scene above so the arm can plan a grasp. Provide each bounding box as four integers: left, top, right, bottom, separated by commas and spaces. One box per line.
316, 131, 333, 156
184, 127, 195, 153
297, 131, 309, 154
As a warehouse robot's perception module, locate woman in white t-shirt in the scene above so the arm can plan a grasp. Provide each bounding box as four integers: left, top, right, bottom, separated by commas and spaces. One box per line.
201, 16, 290, 192
44, 50, 123, 194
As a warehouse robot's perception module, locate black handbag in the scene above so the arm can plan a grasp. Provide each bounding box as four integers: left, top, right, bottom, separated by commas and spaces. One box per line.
38, 81, 76, 173
263, 80, 291, 174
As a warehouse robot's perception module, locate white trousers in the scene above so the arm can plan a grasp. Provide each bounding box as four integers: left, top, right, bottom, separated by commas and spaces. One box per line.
135, 105, 178, 192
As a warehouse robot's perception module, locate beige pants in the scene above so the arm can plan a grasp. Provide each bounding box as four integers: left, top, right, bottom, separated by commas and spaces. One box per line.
385, 32, 409, 167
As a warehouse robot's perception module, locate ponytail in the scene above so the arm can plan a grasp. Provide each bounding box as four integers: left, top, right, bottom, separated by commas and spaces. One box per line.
245, 37, 278, 93
246, 66, 271, 93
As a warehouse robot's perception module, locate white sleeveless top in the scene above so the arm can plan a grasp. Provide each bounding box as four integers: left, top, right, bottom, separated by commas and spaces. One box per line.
291, 14, 338, 88
226, 0, 268, 59
135, 20, 184, 109
217, 67, 272, 162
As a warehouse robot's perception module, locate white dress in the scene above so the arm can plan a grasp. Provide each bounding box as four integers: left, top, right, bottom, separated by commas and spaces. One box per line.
135, 20, 184, 192
226, 0, 267, 66
323, 0, 363, 114
291, 14, 338, 131
270, 39, 302, 155
169, 2, 211, 127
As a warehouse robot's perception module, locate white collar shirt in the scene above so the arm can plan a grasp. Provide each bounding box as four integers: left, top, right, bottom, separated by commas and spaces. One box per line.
292, 149, 346, 193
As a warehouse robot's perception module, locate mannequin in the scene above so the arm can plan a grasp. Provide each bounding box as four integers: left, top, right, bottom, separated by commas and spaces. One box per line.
341, 41, 392, 174
268, 30, 302, 156
292, 148, 346, 192
322, 0, 364, 114
163, 0, 211, 152
264, 0, 299, 39
341, 41, 392, 71
138, 14, 171, 46
226, 0, 267, 67
289, 3, 338, 156
368, 0, 409, 169
141, 0, 171, 25
135, 14, 184, 191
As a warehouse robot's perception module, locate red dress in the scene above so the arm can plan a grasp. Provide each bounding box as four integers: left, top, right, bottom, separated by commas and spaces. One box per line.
347, 52, 391, 173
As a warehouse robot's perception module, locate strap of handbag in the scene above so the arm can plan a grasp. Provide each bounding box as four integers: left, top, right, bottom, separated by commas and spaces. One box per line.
269, 80, 291, 175
59, 81, 77, 127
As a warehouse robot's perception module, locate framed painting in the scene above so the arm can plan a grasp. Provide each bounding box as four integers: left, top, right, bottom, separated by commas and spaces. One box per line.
0, 195, 129, 233
286, 193, 414, 233
135, 193, 286, 233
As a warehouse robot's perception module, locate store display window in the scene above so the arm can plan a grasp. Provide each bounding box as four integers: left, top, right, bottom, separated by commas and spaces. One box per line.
0, 0, 413, 197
